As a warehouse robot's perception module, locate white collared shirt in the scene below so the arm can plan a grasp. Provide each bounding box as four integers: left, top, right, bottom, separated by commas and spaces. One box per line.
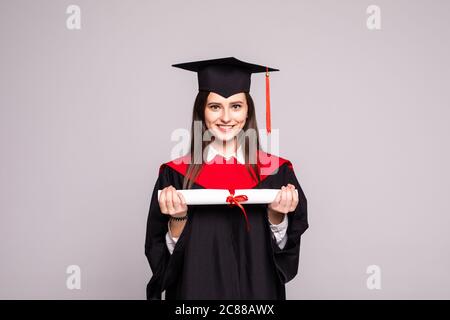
165, 143, 289, 254
205, 143, 246, 164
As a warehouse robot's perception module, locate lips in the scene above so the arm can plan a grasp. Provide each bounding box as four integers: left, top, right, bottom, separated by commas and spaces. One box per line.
217, 124, 235, 132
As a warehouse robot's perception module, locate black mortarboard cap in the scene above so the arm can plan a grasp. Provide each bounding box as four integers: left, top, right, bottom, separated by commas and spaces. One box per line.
172, 57, 279, 134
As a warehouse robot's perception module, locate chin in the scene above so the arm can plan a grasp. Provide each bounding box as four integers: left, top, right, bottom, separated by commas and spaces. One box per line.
213, 131, 237, 142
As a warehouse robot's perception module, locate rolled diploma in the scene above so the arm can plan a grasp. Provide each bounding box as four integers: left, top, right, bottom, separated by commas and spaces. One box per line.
157, 189, 298, 205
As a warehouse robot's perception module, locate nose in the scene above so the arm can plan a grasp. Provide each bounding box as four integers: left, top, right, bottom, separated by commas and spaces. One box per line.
220, 107, 231, 123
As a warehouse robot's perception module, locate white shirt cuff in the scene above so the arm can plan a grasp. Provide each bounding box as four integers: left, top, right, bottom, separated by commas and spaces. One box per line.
268, 213, 289, 250
166, 220, 179, 255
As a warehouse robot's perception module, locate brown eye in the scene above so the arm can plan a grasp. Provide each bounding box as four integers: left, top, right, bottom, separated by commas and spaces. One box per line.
210, 105, 220, 110
232, 104, 241, 110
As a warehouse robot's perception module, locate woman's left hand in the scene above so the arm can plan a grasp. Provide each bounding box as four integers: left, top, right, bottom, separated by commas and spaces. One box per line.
268, 183, 299, 215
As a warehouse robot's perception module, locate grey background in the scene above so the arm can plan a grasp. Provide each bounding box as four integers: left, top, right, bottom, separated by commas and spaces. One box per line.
1, 0, 449, 299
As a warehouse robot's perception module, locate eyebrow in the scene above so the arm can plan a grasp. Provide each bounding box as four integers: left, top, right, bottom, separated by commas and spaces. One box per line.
207, 101, 244, 106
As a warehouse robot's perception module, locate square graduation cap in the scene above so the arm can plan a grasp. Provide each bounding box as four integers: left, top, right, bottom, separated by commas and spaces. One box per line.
172, 57, 279, 134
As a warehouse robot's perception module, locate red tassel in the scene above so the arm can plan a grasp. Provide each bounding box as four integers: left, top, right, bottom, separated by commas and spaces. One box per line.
226, 189, 250, 232
265, 67, 271, 134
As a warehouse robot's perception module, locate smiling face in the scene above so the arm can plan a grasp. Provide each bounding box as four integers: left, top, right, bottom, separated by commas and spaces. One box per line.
204, 92, 248, 142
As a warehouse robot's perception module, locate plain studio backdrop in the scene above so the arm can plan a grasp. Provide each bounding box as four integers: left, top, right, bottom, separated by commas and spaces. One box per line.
1, 0, 449, 299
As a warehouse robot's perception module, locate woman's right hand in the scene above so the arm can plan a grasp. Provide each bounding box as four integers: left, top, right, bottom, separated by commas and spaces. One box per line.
158, 185, 188, 217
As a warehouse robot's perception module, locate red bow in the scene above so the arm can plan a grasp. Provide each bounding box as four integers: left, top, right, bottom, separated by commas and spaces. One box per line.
226, 189, 250, 232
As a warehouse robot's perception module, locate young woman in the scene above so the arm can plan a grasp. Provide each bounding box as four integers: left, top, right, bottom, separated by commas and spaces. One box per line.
145, 57, 309, 300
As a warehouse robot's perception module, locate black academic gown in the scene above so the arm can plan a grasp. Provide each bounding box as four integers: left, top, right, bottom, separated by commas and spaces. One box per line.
145, 151, 309, 300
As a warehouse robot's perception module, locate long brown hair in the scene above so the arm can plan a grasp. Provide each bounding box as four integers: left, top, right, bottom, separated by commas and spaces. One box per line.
182, 91, 262, 189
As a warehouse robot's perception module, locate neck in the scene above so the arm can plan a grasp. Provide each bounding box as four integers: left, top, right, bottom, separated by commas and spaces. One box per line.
211, 138, 237, 157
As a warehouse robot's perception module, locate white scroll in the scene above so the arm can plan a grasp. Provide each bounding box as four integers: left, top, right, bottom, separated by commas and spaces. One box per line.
157, 189, 298, 205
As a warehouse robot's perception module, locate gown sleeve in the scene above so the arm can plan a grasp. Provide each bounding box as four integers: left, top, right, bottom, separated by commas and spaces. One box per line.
270, 162, 309, 284
144, 164, 184, 300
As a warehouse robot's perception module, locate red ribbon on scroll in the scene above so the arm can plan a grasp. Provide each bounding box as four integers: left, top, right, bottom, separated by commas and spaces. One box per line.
226, 189, 250, 232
